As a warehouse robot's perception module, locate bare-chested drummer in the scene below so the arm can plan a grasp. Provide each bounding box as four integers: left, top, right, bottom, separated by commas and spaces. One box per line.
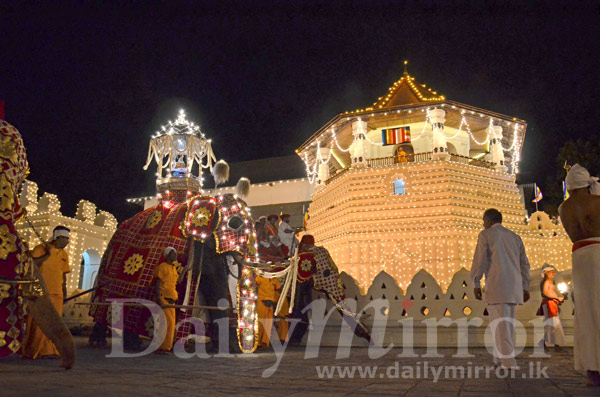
558, 164, 600, 387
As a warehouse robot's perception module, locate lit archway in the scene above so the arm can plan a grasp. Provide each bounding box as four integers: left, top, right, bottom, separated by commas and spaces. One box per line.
80, 249, 101, 290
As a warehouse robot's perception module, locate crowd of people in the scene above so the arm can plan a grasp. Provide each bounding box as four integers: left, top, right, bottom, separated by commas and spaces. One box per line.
14, 165, 600, 386
255, 213, 298, 262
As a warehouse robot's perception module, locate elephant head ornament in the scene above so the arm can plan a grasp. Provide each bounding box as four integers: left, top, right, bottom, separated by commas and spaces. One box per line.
90, 190, 258, 351
0, 119, 75, 369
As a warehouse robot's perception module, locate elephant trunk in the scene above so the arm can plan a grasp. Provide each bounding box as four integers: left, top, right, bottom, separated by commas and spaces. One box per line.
26, 295, 76, 369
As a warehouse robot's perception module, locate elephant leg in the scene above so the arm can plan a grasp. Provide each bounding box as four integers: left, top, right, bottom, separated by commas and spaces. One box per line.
89, 323, 108, 347
25, 295, 75, 369
289, 281, 312, 344
200, 256, 240, 353
123, 332, 142, 351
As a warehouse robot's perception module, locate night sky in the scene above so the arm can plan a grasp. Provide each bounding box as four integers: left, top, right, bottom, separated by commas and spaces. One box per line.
1, 2, 599, 222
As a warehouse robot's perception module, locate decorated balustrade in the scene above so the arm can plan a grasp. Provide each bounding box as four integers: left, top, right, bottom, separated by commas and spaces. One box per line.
364, 152, 495, 169
312, 266, 574, 348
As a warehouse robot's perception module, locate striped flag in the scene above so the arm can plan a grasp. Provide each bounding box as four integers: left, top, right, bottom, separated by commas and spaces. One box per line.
401, 126, 411, 143
532, 184, 543, 203
563, 181, 570, 200
303, 211, 310, 230
382, 126, 411, 145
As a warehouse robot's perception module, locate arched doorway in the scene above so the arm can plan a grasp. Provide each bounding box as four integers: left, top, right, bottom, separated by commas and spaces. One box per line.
446, 142, 458, 155
395, 144, 414, 163
80, 249, 101, 290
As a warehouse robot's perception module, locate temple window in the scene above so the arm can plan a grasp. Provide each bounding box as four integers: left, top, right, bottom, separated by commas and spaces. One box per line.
394, 178, 406, 195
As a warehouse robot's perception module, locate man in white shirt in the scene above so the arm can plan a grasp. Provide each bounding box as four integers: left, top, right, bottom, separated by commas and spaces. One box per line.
278, 214, 295, 257
471, 208, 531, 369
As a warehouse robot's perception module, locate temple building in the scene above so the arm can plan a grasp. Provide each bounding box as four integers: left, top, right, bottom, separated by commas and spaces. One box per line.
16, 181, 117, 294
297, 63, 571, 291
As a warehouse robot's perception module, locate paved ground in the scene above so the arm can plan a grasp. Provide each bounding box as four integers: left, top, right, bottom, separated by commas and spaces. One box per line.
0, 337, 598, 396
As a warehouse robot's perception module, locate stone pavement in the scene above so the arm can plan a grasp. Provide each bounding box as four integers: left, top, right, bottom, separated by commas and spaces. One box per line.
0, 337, 598, 396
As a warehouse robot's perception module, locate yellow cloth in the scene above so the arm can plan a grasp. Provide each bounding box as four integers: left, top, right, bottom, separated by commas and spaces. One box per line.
256, 276, 288, 347
155, 262, 178, 301
22, 294, 63, 358
31, 244, 70, 295
158, 307, 176, 351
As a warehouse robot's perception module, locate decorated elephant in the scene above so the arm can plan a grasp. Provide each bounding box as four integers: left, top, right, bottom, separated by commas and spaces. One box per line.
0, 119, 75, 369
89, 178, 259, 353
267, 238, 371, 344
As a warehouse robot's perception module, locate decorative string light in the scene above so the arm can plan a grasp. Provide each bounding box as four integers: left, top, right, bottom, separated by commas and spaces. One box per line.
15, 181, 117, 294
306, 161, 571, 292
300, 106, 522, 181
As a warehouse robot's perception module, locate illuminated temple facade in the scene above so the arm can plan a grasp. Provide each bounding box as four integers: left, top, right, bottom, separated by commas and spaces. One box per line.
298, 65, 571, 291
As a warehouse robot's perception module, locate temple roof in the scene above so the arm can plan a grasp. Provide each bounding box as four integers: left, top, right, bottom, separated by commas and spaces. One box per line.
344, 62, 446, 114
371, 61, 446, 110
371, 72, 445, 109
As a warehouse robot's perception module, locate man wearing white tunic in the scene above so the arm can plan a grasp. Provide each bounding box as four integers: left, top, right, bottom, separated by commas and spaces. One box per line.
278, 214, 295, 257
559, 163, 600, 386
471, 208, 531, 369
538, 264, 566, 352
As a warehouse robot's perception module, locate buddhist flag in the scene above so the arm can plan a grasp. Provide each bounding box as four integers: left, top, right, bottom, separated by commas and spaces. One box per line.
532, 184, 543, 202
400, 126, 411, 143
384, 129, 397, 145
382, 127, 411, 145
563, 181, 570, 200
303, 211, 310, 230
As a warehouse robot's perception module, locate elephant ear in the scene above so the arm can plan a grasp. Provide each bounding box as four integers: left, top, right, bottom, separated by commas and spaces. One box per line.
235, 177, 251, 198
183, 197, 218, 241
212, 160, 229, 187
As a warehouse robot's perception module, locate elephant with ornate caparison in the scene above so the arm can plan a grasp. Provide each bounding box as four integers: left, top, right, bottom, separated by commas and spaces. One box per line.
89, 177, 258, 353
0, 119, 75, 369
281, 239, 371, 344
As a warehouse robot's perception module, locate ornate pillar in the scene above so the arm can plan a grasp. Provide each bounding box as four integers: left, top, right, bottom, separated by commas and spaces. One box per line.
429, 109, 449, 160
317, 147, 331, 186
490, 126, 506, 172
350, 119, 369, 167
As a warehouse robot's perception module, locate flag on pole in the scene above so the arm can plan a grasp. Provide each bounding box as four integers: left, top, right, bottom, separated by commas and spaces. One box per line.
532, 184, 543, 202
562, 181, 570, 200
303, 211, 310, 230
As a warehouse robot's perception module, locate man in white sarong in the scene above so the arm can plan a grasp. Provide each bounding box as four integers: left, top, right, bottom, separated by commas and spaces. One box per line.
471, 208, 531, 369
538, 264, 566, 352
559, 163, 600, 386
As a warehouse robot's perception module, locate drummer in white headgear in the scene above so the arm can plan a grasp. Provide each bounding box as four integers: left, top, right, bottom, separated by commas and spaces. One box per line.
538, 263, 566, 352
559, 163, 600, 385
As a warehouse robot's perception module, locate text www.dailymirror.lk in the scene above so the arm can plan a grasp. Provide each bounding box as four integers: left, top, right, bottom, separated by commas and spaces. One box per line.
315, 361, 549, 381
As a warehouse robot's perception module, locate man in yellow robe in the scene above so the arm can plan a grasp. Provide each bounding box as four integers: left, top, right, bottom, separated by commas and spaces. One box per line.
22, 226, 71, 359
154, 246, 186, 354
256, 275, 288, 347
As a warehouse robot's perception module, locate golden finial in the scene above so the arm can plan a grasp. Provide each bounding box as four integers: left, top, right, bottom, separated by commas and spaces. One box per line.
403, 60, 409, 76
563, 160, 571, 172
